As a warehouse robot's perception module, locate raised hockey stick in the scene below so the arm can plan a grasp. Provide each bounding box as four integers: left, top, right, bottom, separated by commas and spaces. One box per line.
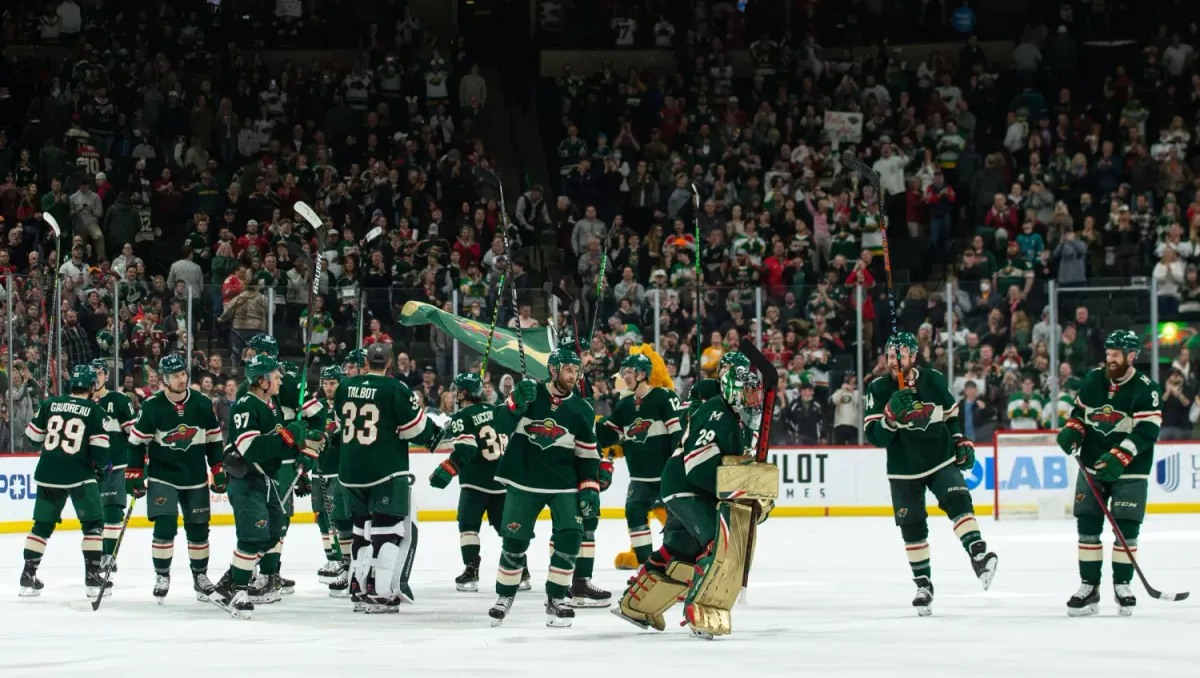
44, 213, 63, 395
1072, 453, 1189, 602
90, 496, 136, 611
737, 337, 780, 594
842, 154, 905, 389
473, 166, 526, 379
586, 221, 620, 346
691, 184, 703, 360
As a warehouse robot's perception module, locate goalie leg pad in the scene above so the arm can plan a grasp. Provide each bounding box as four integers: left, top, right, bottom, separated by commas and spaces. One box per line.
683, 500, 756, 637
351, 517, 372, 593
616, 557, 695, 631
369, 514, 405, 599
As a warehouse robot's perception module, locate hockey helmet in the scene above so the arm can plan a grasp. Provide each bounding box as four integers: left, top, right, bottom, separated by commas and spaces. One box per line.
721, 365, 763, 411
1104, 329, 1140, 353
453, 373, 484, 399
320, 366, 345, 382
248, 334, 280, 358
89, 358, 109, 375
621, 354, 652, 383
244, 354, 280, 381
719, 351, 750, 371
69, 364, 98, 389
548, 346, 582, 370
345, 348, 367, 368
886, 332, 919, 356
159, 354, 188, 377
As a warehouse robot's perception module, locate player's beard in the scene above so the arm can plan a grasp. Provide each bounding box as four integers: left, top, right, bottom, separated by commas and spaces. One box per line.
553, 371, 577, 395
167, 381, 188, 396
1106, 355, 1130, 380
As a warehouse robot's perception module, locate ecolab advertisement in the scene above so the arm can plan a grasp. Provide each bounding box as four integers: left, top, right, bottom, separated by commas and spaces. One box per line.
2, 443, 1199, 529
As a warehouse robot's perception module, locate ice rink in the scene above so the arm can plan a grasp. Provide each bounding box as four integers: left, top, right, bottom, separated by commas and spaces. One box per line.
1, 515, 1197, 678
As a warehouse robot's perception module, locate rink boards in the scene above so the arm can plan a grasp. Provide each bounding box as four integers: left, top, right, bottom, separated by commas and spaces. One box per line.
1, 442, 1199, 532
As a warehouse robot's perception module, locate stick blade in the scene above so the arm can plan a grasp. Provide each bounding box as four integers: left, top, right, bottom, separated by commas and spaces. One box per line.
364, 226, 384, 245
293, 201, 322, 228
472, 165, 499, 186
44, 213, 61, 237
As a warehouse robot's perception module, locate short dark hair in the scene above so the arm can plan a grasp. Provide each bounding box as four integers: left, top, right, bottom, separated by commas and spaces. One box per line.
964, 380, 978, 390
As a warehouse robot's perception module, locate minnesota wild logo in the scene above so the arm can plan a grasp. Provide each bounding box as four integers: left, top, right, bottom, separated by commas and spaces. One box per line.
626, 418, 653, 443
525, 419, 566, 450
163, 424, 199, 451
1087, 405, 1126, 434
899, 401, 935, 431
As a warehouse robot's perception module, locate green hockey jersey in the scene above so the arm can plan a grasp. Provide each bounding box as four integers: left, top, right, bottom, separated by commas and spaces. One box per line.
236, 372, 322, 423
684, 378, 721, 430
433, 402, 516, 494
864, 368, 961, 479
494, 384, 599, 493
316, 396, 342, 477
94, 389, 136, 469
26, 396, 114, 489
230, 392, 290, 477
661, 396, 744, 501
334, 373, 437, 488
128, 391, 222, 489
1069, 367, 1162, 477
598, 386, 683, 481
1006, 392, 1046, 430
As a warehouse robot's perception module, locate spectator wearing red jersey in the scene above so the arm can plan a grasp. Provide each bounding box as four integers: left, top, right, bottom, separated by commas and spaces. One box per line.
237, 219, 270, 262
846, 251, 877, 353
984, 193, 1019, 242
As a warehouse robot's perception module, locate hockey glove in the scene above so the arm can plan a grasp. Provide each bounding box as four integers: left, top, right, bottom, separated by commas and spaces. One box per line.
1093, 448, 1132, 482
578, 480, 601, 519
884, 388, 916, 421
280, 421, 307, 448
93, 460, 112, 483
1056, 419, 1086, 455
506, 379, 539, 414
124, 467, 147, 498
429, 458, 458, 489
209, 463, 227, 494
953, 436, 976, 470
295, 473, 312, 498
296, 444, 320, 472
598, 460, 614, 491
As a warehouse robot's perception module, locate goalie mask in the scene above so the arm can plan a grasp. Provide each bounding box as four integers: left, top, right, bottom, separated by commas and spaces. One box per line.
718, 351, 750, 378
721, 366, 763, 422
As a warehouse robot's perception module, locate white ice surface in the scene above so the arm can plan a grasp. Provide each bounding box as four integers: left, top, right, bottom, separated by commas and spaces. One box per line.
1, 516, 1197, 678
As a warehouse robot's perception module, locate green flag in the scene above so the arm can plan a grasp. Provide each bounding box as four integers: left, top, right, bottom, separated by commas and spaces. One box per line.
398, 301, 553, 380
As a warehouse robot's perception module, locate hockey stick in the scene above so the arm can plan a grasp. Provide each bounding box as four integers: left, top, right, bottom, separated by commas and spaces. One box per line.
586, 221, 620, 346
473, 166, 526, 379
44, 213, 62, 395
90, 496, 136, 611
1072, 453, 1189, 602
691, 184, 702, 360
842, 154, 905, 389
736, 337, 780, 594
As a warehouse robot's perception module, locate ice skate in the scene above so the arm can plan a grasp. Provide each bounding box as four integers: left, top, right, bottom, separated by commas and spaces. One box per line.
455, 556, 481, 592
1114, 583, 1136, 616
213, 568, 233, 600
274, 573, 295, 595
249, 573, 280, 604
488, 595, 514, 626
85, 560, 113, 599
350, 577, 367, 612
228, 587, 254, 620
912, 576, 934, 616
969, 541, 998, 591
317, 559, 344, 585
568, 577, 612, 608
192, 573, 216, 601
152, 574, 170, 604
1066, 583, 1100, 617
100, 554, 118, 576
519, 566, 532, 591
19, 561, 43, 597
328, 569, 350, 598
545, 595, 575, 627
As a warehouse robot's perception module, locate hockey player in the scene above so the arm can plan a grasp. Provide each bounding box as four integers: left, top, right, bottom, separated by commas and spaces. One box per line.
336, 343, 440, 612
314, 366, 352, 595
487, 346, 600, 628
343, 349, 366, 377
863, 333, 999, 616
1056, 330, 1161, 617
221, 355, 322, 619
20, 366, 114, 598
683, 351, 750, 427
429, 372, 530, 593
126, 354, 224, 604
598, 354, 683, 570
614, 366, 776, 638
89, 359, 136, 572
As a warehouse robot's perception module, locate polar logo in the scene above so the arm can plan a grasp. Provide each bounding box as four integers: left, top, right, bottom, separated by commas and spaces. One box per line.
1156, 453, 1181, 493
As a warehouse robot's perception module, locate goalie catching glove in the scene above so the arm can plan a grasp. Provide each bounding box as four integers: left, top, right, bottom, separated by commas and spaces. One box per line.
429, 458, 458, 489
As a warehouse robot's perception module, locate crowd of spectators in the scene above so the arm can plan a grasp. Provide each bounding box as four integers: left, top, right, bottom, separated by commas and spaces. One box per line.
0, 0, 511, 450
537, 3, 1200, 443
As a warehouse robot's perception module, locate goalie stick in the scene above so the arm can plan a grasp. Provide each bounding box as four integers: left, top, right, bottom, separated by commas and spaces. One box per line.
44, 213, 63, 395
737, 337, 779, 592
1073, 452, 1190, 602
